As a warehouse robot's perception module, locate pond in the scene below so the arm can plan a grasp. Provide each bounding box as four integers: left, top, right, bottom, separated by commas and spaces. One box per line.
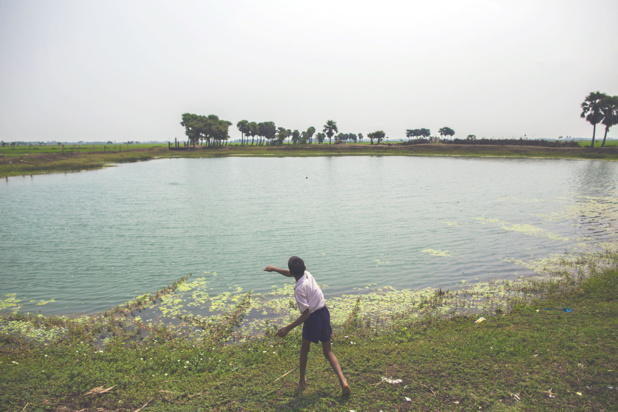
1, 156, 617, 315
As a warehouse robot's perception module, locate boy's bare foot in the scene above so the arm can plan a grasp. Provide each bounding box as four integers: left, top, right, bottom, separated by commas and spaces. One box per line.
342, 384, 351, 396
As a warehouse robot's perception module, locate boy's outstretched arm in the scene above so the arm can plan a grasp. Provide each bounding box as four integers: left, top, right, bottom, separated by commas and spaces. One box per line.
263, 266, 293, 277
275, 309, 310, 338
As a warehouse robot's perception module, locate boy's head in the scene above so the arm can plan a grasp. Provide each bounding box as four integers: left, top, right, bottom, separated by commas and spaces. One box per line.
288, 256, 306, 277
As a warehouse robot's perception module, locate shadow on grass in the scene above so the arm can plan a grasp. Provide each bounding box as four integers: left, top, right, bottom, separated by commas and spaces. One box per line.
275, 388, 351, 411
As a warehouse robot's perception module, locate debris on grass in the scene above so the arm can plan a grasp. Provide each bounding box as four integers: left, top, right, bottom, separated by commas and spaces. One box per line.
274, 367, 297, 382
83, 386, 116, 396
380, 376, 403, 384
543, 388, 556, 398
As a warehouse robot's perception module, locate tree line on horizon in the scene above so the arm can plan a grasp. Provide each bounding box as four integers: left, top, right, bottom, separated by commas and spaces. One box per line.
581, 91, 618, 147
180, 113, 461, 147
182, 95, 618, 148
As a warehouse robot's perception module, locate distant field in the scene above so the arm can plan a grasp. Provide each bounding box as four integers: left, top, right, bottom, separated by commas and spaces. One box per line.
0, 143, 166, 158
2, 141, 618, 178
578, 139, 618, 147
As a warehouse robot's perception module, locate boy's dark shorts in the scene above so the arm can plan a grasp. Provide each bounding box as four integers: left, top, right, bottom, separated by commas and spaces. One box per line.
302, 306, 332, 343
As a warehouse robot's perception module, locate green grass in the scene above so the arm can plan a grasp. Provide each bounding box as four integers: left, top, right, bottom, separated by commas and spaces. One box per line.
0, 143, 165, 157
2, 249, 617, 411
0, 144, 165, 177
578, 139, 618, 147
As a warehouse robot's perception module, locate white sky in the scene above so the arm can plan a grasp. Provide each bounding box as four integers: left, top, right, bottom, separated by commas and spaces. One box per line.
1, 0, 617, 142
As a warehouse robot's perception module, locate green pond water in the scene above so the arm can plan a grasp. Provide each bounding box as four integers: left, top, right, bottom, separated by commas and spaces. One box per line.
1, 156, 617, 316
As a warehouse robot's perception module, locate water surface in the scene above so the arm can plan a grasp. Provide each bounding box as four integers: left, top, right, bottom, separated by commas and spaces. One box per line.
1, 156, 617, 314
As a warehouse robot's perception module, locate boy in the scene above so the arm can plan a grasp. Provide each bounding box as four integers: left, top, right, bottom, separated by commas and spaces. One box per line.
264, 256, 351, 396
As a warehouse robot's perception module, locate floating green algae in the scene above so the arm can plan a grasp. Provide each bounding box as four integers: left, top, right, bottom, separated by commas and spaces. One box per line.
0, 260, 589, 346
0, 318, 66, 343
504, 223, 569, 241
503, 243, 618, 280
33, 298, 56, 306
422, 249, 453, 257
474, 217, 569, 242
0, 294, 21, 314
3, 215, 617, 347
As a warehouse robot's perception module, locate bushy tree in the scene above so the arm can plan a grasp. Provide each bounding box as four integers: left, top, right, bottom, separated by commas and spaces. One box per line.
276, 127, 288, 145
367, 130, 385, 145
181, 113, 231, 146
258, 121, 277, 145
181, 113, 202, 145
335, 133, 357, 143
406, 128, 431, 140
439, 127, 455, 139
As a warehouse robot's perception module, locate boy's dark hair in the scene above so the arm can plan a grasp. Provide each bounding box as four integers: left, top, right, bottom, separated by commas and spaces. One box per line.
288, 256, 306, 277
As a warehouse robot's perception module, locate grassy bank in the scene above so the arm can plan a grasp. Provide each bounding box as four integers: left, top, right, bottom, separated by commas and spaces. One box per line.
0, 144, 165, 178
2, 142, 618, 178
2, 249, 617, 411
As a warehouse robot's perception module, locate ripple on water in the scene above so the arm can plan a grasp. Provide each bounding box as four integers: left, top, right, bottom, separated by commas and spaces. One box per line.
1, 156, 617, 315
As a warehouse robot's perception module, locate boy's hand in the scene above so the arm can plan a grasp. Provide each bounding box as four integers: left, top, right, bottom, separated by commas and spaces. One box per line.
275, 326, 290, 338
263, 266, 293, 277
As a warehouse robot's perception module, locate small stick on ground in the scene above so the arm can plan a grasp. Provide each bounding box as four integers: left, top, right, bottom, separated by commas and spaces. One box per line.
419, 382, 437, 396
133, 398, 153, 412
274, 367, 298, 382
410, 379, 437, 396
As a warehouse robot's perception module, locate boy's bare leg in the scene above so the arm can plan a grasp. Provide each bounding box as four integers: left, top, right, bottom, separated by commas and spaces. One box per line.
298, 339, 311, 390
322, 341, 350, 395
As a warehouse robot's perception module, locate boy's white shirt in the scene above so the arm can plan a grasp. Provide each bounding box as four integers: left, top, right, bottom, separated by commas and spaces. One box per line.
293, 270, 325, 314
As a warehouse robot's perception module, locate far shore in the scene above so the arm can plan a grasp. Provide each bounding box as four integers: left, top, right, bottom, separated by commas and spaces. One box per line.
2, 142, 618, 178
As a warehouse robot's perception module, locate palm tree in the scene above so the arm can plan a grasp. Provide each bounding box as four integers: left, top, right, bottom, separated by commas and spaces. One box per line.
306, 126, 316, 144
248, 122, 258, 145
323, 120, 338, 144
600, 95, 618, 147
581, 91, 607, 148
237, 120, 249, 145
292, 129, 300, 144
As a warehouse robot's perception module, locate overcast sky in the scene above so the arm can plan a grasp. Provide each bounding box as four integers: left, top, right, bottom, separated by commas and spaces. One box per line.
1, 0, 617, 142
